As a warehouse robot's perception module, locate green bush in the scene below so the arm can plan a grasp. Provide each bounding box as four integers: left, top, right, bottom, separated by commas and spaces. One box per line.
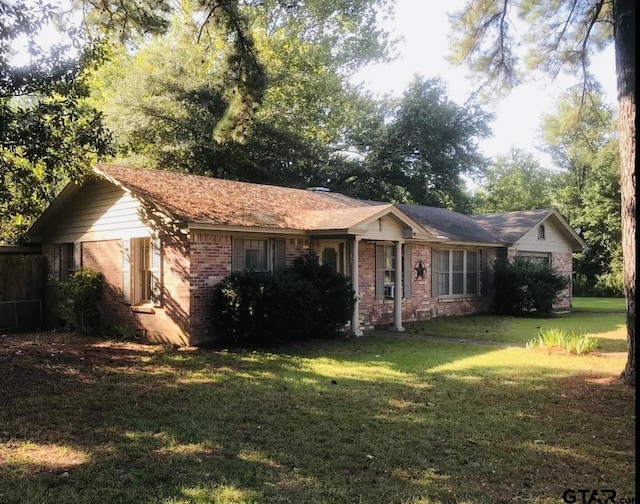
491, 257, 569, 316
51, 267, 104, 333
290, 253, 356, 338
527, 328, 599, 354
593, 270, 624, 297
211, 252, 355, 346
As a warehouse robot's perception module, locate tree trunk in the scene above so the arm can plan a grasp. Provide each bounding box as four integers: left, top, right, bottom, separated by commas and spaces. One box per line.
614, 0, 636, 387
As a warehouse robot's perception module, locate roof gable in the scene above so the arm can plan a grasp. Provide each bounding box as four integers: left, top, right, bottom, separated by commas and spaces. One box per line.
472, 209, 586, 252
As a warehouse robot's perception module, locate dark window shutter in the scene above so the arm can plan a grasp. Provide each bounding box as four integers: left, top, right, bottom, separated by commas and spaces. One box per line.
431, 249, 439, 297
122, 239, 131, 304
274, 238, 286, 271
150, 237, 162, 307
73, 242, 82, 270
232, 237, 244, 271
375, 244, 384, 300
403, 244, 412, 298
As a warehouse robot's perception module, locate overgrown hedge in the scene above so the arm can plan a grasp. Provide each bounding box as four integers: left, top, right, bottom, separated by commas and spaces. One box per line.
491, 257, 569, 316
211, 252, 355, 346
51, 267, 104, 333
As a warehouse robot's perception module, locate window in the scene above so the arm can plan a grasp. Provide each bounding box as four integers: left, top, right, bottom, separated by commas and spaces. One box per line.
432, 249, 480, 297
122, 237, 162, 307
60, 243, 81, 279
518, 251, 550, 267
244, 239, 268, 270
538, 225, 546, 240
383, 245, 395, 298
232, 237, 286, 272
136, 238, 152, 303
375, 244, 412, 300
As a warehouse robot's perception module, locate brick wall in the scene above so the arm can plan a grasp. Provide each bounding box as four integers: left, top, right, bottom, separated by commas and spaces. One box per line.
189, 233, 232, 344
507, 247, 574, 310
287, 238, 311, 264
356, 242, 488, 328
43, 238, 190, 345
552, 251, 573, 309
82, 237, 191, 345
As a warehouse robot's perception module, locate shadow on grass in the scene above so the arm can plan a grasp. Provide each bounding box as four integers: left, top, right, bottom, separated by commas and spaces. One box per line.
0, 333, 634, 504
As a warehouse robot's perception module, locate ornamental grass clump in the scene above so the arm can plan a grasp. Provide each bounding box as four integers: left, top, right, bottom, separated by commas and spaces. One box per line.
527, 328, 599, 354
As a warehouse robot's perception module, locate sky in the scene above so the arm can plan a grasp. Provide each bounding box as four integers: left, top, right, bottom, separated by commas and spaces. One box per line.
350, 0, 618, 168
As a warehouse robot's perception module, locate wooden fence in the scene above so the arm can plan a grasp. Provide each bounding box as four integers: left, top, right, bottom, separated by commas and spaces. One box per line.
0, 255, 47, 330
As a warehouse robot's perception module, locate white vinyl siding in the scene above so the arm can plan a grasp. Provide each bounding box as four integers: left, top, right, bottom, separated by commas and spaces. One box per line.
432, 249, 480, 297
515, 220, 572, 254
41, 179, 152, 243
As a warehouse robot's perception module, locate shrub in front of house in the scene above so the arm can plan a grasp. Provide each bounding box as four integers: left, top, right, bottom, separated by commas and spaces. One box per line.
211, 253, 355, 346
491, 257, 569, 316
289, 252, 356, 338
51, 267, 104, 333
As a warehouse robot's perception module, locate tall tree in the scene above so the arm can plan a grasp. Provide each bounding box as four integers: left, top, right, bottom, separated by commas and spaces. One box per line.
473, 149, 553, 213
86, 0, 391, 185
542, 90, 621, 295
0, 0, 112, 243
450, 0, 635, 385
333, 77, 491, 211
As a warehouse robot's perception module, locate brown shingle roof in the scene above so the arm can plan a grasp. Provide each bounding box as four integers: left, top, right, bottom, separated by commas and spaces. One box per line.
95, 164, 376, 231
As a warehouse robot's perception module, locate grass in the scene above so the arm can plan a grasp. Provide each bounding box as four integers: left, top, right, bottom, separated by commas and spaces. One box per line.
0, 330, 635, 504
405, 297, 628, 352
571, 296, 626, 313
527, 328, 600, 354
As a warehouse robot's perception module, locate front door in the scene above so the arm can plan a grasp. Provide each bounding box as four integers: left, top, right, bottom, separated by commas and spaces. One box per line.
318, 241, 346, 274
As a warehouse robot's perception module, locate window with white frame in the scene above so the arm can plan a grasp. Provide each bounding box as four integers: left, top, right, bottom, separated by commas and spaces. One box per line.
123, 237, 162, 307
432, 249, 480, 296
136, 238, 152, 303
383, 245, 395, 298
375, 244, 412, 300
518, 251, 550, 267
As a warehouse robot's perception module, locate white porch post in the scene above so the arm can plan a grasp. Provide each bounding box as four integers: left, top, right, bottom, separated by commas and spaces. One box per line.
351, 237, 363, 336
391, 240, 405, 332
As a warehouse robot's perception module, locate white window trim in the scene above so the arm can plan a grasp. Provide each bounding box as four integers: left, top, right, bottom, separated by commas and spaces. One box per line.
124, 237, 161, 308
433, 249, 481, 298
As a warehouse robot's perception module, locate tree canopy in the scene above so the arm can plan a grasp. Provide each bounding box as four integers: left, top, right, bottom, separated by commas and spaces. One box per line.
542, 90, 621, 295
450, 0, 635, 384
330, 77, 491, 211
0, 0, 112, 243
473, 149, 553, 214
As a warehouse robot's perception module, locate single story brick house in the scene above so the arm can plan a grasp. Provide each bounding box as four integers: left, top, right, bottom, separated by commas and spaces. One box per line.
26, 164, 586, 346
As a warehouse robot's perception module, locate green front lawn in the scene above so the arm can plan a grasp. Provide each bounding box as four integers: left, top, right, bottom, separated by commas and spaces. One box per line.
0, 331, 634, 504
405, 299, 628, 352
571, 296, 626, 313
